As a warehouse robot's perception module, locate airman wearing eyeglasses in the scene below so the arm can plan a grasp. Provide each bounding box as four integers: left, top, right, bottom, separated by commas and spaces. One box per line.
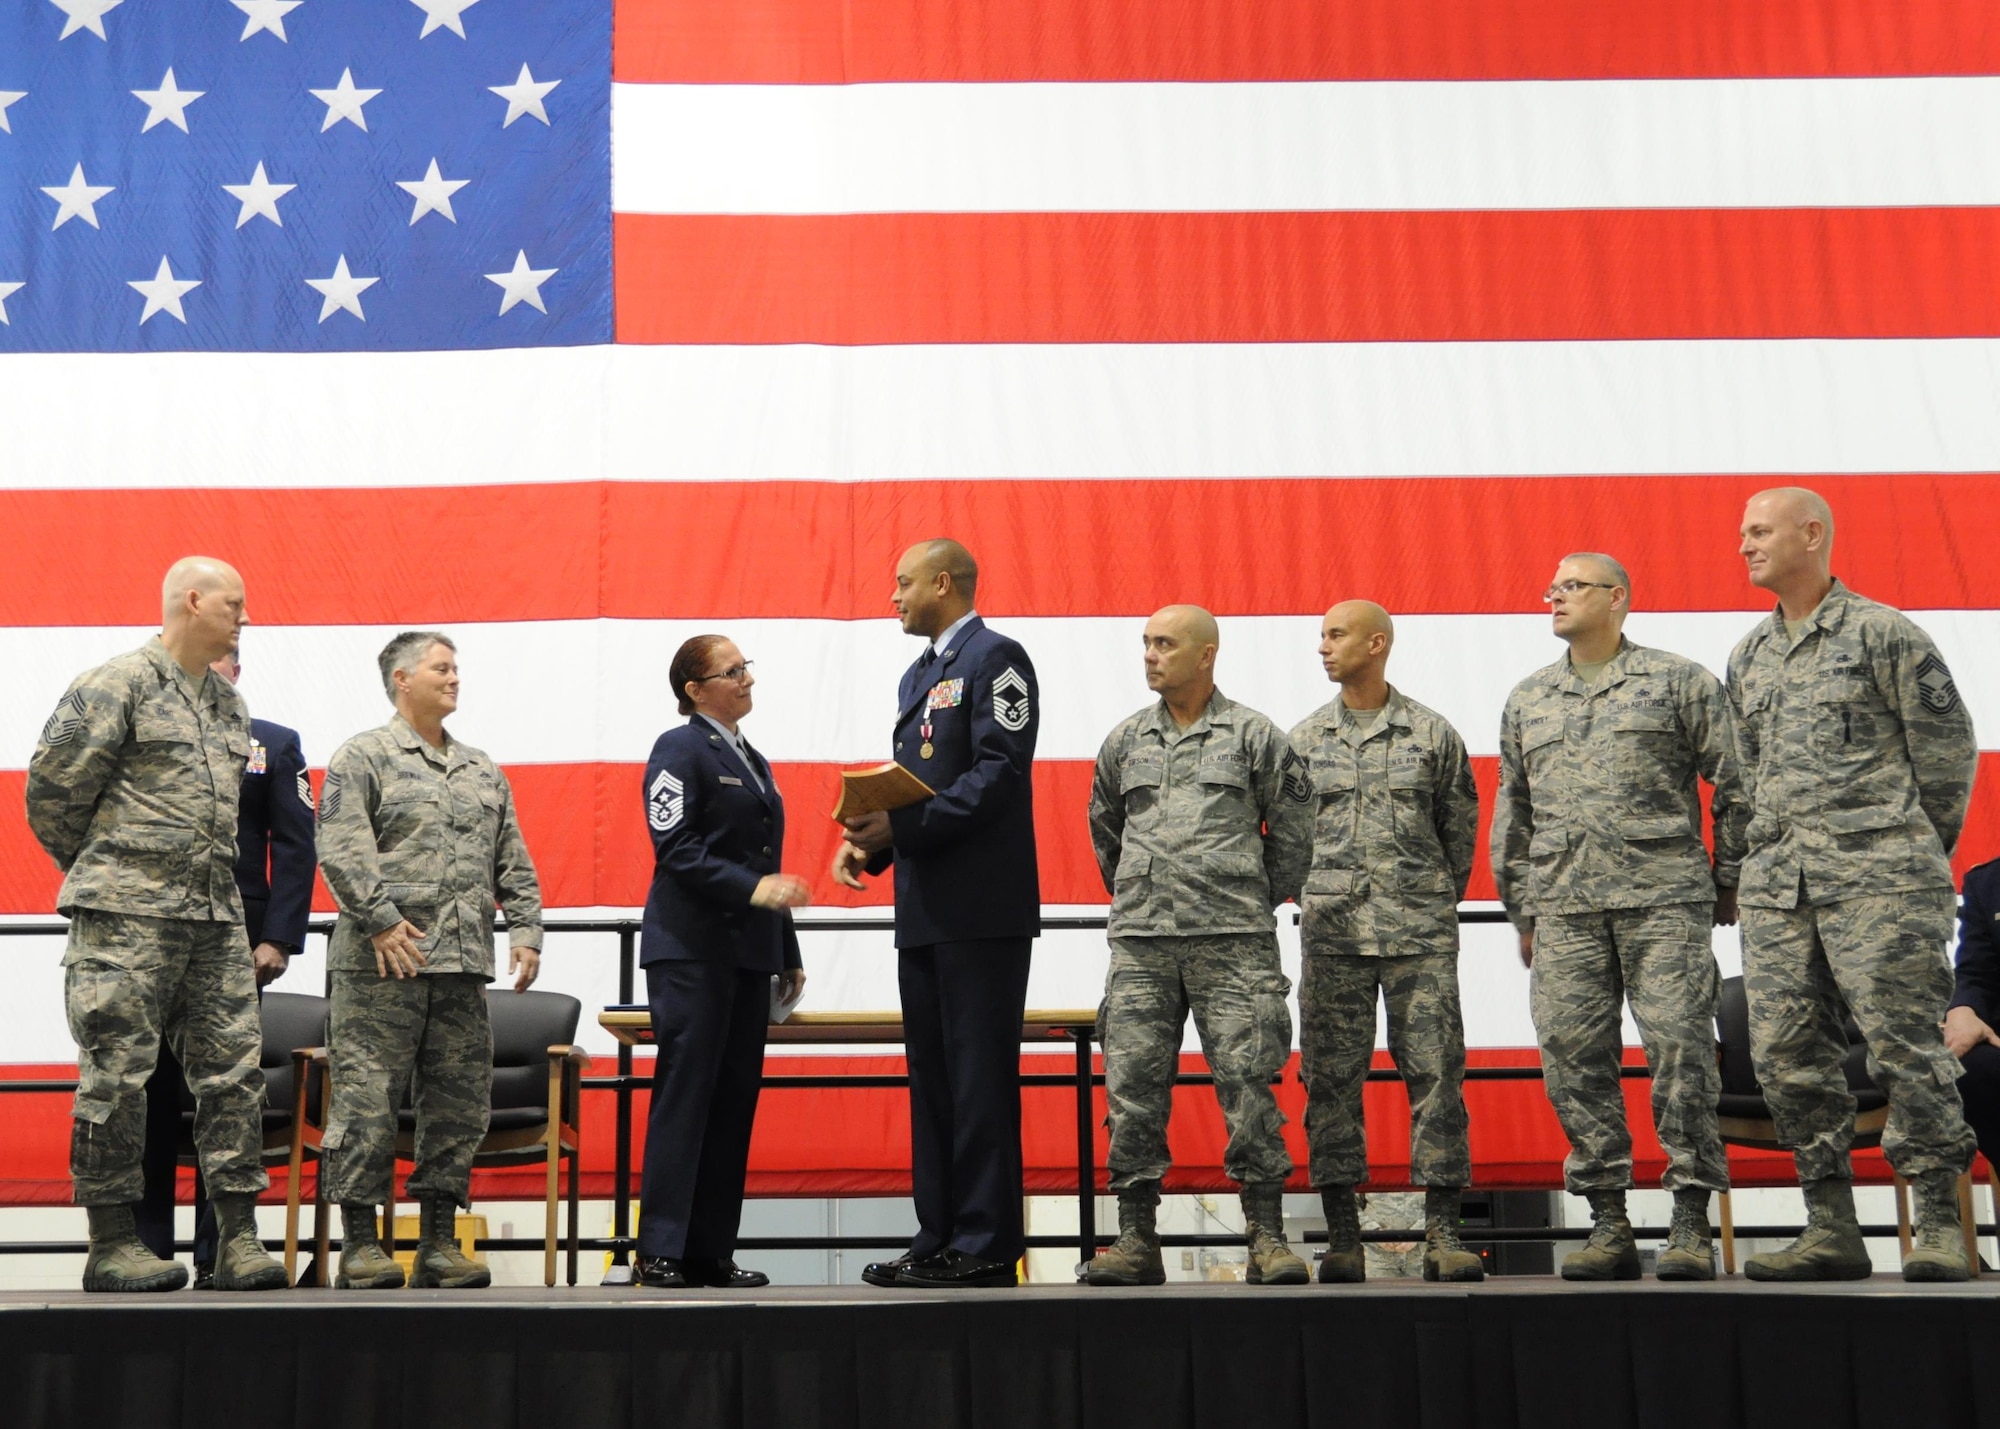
1491, 553, 1748, 1282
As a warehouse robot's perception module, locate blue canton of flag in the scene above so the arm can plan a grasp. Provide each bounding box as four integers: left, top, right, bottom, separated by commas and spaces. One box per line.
0, 0, 610, 350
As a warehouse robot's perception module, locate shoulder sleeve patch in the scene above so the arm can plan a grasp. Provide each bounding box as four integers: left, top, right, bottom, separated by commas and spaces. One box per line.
40, 690, 86, 747
992, 666, 1032, 731
1279, 746, 1312, 803
648, 769, 686, 831
296, 772, 316, 810
318, 772, 342, 822
1914, 651, 1963, 715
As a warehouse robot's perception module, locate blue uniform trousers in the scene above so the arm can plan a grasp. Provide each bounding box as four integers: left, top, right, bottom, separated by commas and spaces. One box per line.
637, 961, 771, 1260
900, 937, 1033, 1264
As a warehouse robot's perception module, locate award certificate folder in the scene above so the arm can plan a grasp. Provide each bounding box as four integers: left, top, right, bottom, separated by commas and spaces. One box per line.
831, 763, 934, 822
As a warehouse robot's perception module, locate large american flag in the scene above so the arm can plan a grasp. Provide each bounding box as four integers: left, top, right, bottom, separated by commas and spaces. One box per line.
2, 0, 1997, 1194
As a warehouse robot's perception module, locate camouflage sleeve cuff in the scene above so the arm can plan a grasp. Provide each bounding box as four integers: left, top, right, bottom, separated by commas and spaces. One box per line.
362, 903, 404, 937
507, 924, 544, 949
1712, 867, 1741, 889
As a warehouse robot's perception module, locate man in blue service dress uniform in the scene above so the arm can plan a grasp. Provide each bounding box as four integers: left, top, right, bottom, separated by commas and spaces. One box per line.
1945, 856, 2000, 1170
835, 539, 1041, 1288
136, 648, 316, 1286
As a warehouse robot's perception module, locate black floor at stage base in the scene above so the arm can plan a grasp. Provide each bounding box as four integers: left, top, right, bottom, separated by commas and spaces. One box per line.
5, 1278, 1998, 1429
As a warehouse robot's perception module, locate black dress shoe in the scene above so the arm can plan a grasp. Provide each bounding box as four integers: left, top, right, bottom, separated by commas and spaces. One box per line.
683, 1258, 769, 1288
895, 1250, 1017, 1288
861, 1250, 933, 1288
191, 1261, 216, 1291
634, 1257, 688, 1288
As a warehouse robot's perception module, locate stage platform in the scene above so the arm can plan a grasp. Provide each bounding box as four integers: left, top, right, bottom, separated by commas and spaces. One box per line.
5, 1278, 1998, 1429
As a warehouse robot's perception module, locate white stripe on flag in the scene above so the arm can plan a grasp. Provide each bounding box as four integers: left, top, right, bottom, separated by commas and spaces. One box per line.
7, 341, 2000, 489
611, 77, 2000, 214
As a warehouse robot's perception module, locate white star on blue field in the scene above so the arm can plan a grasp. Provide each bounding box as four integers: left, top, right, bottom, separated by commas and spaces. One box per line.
0, 0, 609, 350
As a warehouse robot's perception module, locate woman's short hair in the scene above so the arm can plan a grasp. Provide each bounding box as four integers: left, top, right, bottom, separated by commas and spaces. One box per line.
669, 634, 732, 716
377, 630, 456, 702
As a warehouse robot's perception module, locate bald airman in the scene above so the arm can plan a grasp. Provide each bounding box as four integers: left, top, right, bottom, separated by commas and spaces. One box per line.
1084, 605, 1313, 1286
1728, 487, 1980, 1281
1289, 601, 1485, 1282
27, 557, 288, 1293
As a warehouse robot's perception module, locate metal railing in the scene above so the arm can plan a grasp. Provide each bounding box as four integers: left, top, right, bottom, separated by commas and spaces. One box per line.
5, 909, 1975, 1276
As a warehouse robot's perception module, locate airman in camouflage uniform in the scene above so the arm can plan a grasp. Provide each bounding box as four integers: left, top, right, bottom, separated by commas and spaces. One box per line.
316, 631, 544, 1290
1494, 553, 1747, 1281
1083, 606, 1313, 1287
1290, 600, 1485, 1283
25, 557, 287, 1293
1729, 488, 1979, 1282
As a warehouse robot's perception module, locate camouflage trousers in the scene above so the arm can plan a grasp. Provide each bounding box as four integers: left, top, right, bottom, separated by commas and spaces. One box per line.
1529, 903, 1729, 1193
1743, 888, 1973, 1182
63, 909, 268, 1205
1298, 950, 1471, 1189
1101, 934, 1295, 1191
323, 971, 492, 1207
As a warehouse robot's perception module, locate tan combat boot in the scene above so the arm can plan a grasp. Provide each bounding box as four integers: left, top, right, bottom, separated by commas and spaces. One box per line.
210, 1192, 288, 1291
1902, 1170, 1972, 1283
1656, 1188, 1716, 1281
335, 1203, 406, 1290
81, 1204, 188, 1293
1561, 1189, 1641, 1281
1744, 1178, 1872, 1281
1316, 1185, 1365, 1283
1241, 1182, 1309, 1285
1084, 1182, 1165, 1286
410, 1197, 490, 1289
1422, 1186, 1485, 1282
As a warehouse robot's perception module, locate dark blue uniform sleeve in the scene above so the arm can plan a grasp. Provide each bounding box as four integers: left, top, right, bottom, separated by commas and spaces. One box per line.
888, 645, 1039, 858
262, 726, 317, 951
644, 734, 761, 907
782, 912, 802, 970
1951, 866, 2000, 1022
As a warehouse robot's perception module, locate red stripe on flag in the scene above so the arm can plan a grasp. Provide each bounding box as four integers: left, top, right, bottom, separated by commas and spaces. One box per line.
613, 0, 2000, 83
616, 209, 2000, 346
7, 475, 2000, 626
5, 755, 1999, 914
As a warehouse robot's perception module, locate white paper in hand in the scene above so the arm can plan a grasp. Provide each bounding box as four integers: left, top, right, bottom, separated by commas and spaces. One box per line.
769, 974, 803, 1024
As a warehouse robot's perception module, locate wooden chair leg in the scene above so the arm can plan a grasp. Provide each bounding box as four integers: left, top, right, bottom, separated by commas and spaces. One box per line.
1958, 1172, 1978, 1273
1718, 1188, 1737, 1275
285, 1088, 306, 1282
567, 1141, 581, 1287
1894, 1175, 1913, 1259
544, 1132, 559, 1289
313, 1067, 332, 1286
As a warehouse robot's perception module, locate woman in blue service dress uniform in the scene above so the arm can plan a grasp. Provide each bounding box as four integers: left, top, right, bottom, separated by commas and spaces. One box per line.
634, 635, 810, 1289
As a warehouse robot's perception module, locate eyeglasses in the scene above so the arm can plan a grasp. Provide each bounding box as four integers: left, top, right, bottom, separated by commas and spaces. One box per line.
694, 661, 755, 685
1542, 580, 1618, 604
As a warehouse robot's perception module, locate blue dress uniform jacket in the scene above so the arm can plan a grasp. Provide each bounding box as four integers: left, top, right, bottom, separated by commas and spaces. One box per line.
1951, 858, 2000, 1168
1951, 858, 2000, 1023
237, 719, 316, 952
869, 617, 1042, 945
635, 715, 800, 1263
639, 719, 802, 972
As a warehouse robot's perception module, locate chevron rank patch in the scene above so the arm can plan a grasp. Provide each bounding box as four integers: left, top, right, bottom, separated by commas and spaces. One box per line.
1914, 652, 1962, 715
318, 773, 342, 822
297, 773, 316, 810
649, 769, 686, 831
1280, 747, 1313, 803
993, 667, 1032, 731
40, 690, 85, 747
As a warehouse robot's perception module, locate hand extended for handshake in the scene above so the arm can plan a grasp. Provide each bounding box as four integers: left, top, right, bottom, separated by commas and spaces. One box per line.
830, 810, 892, 890
371, 920, 542, 991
